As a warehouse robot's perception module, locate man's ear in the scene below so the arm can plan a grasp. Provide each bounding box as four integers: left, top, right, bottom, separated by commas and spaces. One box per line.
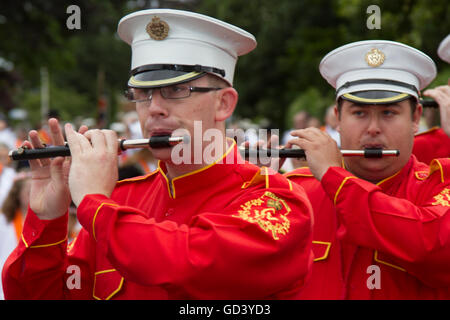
334, 105, 341, 133
412, 102, 423, 134
215, 87, 238, 122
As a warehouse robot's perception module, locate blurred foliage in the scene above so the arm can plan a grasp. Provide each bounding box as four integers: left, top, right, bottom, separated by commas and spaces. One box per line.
0, 0, 449, 132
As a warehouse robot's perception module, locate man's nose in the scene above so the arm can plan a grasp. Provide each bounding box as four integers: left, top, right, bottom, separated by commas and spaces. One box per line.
366, 114, 381, 136
146, 89, 169, 118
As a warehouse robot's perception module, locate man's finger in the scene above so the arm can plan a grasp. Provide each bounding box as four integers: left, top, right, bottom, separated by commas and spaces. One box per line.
29, 130, 51, 167
103, 130, 119, 154
48, 118, 65, 146
22, 140, 43, 171
85, 130, 107, 153
286, 137, 310, 150
65, 123, 84, 155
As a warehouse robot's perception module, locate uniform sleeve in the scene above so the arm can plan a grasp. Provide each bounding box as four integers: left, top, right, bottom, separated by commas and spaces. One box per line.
1, 208, 95, 299
76, 183, 313, 299
321, 165, 450, 287
413, 128, 450, 164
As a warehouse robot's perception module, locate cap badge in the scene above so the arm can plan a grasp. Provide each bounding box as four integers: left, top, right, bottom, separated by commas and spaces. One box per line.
365, 48, 385, 67
146, 16, 169, 40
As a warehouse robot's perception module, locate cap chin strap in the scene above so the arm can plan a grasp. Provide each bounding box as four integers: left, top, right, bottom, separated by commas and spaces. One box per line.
336, 79, 419, 96
131, 64, 226, 78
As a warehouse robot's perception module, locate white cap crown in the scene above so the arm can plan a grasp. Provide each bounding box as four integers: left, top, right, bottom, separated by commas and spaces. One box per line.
118, 9, 257, 87
319, 40, 437, 103
438, 34, 450, 64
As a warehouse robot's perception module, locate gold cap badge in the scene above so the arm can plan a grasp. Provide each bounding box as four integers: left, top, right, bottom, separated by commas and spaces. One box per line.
146, 16, 169, 40
365, 48, 385, 67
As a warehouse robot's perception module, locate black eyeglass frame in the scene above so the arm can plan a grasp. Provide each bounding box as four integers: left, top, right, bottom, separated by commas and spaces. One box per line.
124, 86, 224, 103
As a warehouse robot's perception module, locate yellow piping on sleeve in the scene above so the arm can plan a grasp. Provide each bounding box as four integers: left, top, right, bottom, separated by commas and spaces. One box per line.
22, 233, 68, 249
92, 203, 119, 241
21, 234, 29, 248
287, 179, 293, 191
29, 236, 67, 248
374, 250, 406, 272
334, 176, 357, 205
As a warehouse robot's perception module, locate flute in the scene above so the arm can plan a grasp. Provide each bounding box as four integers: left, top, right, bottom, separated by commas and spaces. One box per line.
9, 136, 399, 161
240, 147, 399, 159
419, 98, 438, 108
9, 135, 187, 161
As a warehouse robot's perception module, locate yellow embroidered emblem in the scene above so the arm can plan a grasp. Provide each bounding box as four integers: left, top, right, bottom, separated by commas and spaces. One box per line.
146, 16, 169, 40
365, 48, 385, 67
233, 191, 291, 240
432, 188, 450, 207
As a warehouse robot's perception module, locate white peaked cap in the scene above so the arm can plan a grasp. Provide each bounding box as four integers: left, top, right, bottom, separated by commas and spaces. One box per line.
319, 40, 437, 104
438, 34, 450, 64
117, 9, 257, 88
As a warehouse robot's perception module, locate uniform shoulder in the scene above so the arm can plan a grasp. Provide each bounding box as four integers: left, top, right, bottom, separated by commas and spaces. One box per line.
428, 158, 450, 183
283, 167, 314, 179
413, 158, 450, 183
116, 168, 160, 186
240, 166, 295, 191
414, 126, 441, 138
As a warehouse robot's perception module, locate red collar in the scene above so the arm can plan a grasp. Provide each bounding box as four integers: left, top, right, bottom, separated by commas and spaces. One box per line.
157, 139, 249, 199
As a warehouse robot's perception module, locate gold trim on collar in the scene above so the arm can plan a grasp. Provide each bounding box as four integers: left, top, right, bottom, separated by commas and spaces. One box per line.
429, 159, 444, 183
375, 169, 402, 187
159, 139, 237, 199
242, 166, 271, 189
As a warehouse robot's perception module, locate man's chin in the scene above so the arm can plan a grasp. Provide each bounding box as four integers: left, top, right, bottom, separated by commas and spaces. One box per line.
151, 148, 193, 166
150, 148, 173, 161
346, 158, 394, 179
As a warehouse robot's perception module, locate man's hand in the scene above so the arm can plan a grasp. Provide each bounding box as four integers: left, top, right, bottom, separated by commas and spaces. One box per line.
65, 124, 119, 207
423, 80, 450, 137
287, 127, 342, 181
27, 118, 88, 220
241, 134, 285, 172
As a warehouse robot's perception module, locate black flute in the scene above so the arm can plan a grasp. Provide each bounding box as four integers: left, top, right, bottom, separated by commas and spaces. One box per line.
9, 136, 187, 161
9, 136, 399, 161
420, 98, 438, 108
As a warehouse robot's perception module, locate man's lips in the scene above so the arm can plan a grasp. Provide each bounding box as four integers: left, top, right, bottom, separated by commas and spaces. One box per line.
149, 130, 174, 137
362, 144, 386, 149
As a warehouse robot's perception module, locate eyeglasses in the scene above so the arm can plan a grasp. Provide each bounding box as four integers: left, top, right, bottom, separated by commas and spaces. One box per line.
124, 85, 223, 102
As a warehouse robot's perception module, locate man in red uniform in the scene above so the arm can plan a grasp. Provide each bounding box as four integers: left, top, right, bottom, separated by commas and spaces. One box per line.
286, 40, 450, 299
413, 34, 450, 164
2, 9, 313, 299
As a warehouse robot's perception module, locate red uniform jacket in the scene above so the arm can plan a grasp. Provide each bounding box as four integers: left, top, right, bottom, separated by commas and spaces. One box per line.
2, 143, 313, 300
286, 156, 450, 299
413, 127, 450, 164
